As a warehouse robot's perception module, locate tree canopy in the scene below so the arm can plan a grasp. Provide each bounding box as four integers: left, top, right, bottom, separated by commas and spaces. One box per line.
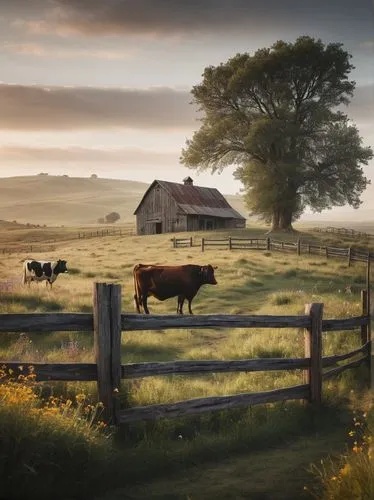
181, 36, 373, 230
105, 212, 120, 223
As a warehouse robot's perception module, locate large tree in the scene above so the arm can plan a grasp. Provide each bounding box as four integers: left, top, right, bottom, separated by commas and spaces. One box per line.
181, 37, 373, 230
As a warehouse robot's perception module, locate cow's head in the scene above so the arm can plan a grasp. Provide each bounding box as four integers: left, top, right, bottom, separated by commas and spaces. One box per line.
200, 265, 217, 285
56, 260, 68, 274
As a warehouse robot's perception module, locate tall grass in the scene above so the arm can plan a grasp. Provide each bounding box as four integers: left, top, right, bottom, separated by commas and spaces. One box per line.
307, 404, 374, 499
0, 367, 114, 500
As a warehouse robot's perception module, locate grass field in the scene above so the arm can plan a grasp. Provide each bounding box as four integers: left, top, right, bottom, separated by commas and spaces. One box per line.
0, 224, 372, 499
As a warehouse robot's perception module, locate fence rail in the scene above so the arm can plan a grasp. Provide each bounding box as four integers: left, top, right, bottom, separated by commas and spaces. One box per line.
0, 227, 135, 254
313, 226, 372, 239
172, 236, 374, 265
0, 283, 371, 426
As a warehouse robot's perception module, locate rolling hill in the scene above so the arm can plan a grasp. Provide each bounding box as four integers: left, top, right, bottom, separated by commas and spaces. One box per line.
0, 175, 248, 226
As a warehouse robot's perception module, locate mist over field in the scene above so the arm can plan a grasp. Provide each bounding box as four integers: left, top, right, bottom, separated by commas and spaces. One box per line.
1, 174, 374, 228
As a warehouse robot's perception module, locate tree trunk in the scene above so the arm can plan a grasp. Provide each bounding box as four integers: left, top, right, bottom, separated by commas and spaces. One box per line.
271, 210, 280, 231
279, 208, 294, 231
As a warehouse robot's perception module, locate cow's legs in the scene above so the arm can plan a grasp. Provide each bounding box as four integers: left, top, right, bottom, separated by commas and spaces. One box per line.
188, 299, 193, 314
134, 294, 142, 313
177, 295, 185, 314
186, 295, 195, 315
142, 295, 150, 314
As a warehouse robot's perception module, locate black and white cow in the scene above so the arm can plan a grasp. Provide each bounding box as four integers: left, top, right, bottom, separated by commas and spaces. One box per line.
22, 260, 68, 288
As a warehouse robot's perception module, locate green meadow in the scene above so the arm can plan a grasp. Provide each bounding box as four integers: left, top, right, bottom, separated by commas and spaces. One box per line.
0, 224, 372, 499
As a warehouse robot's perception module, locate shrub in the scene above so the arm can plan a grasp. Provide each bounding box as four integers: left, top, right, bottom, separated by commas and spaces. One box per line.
308, 410, 374, 499
270, 292, 293, 305
0, 367, 114, 500
105, 212, 120, 224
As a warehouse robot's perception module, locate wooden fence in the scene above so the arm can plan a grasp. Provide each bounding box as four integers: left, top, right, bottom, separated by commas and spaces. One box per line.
313, 226, 371, 239
172, 236, 374, 265
0, 283, 371, 425
0, 227, 135, 254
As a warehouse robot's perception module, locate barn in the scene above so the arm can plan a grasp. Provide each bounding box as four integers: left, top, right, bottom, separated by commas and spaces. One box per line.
134, 177, 246, 235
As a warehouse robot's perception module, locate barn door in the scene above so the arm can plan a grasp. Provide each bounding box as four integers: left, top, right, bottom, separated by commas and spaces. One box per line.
155, 222, 162, 234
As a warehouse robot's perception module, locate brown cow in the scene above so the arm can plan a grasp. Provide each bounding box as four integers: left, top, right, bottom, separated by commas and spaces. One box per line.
133, 264, 217, 314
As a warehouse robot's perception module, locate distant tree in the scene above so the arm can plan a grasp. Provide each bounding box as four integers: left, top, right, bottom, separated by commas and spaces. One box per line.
181, 36, 373, 231
105, 212, 120, 223
91, 174, 98, 179
38, 172, 48, 176
63, 174, 69, 178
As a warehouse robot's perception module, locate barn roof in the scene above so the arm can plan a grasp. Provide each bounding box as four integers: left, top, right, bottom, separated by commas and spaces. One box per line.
134, 179, 245, 220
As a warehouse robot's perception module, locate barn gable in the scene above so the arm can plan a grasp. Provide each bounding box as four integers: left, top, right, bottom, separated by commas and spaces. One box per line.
134, 178, 246, 235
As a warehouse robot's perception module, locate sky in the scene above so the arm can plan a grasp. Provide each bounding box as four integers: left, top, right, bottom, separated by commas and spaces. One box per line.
0, 0, 373, 208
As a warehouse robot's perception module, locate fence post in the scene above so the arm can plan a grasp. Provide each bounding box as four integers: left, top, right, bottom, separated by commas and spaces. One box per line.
93, 282, 122, 425
190, 237, 193, 247
229, 237, 232, 250
361, 289, 371, 388
361, 289, 369, 344
347, 247, 352, 267
201, 238, 205, 252
304, 303, 323, 406
173, 237, 176, 248
266, 237, 270, 251
297, 238, 301, 256
367, 255, 372, 387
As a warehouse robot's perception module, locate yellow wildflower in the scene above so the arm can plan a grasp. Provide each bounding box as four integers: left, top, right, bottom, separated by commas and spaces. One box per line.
339, 464, 351, 477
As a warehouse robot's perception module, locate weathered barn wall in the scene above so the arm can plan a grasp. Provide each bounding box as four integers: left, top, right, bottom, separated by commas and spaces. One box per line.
136, 184, 183, 235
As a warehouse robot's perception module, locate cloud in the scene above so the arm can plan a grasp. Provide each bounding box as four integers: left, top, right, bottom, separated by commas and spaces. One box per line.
11, 0, 374, 39
0, 84, 198, 130
0, 145, 178, 165
346, 84, 374, 124
2, 42, 136, 60
358, 40, 374, 49
0, 81, 371, 132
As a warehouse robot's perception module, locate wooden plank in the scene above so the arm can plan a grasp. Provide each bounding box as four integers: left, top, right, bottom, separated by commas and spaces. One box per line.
0, 362, 97, 381
231, 246, 266, 250
0, 313, 93, 333
322, 316, 369, 331
361, 290, 368, 345
94, 283, 112, 421
94, 283, 122, 424
322, 342, 371, 367
323, 357, 367, 381
230, 238, 266, 242
110, 284, 122, 425
122, 314, 311, 331
119, 384, 309, 423
304, 303, 323, 406
122, 357, 310, 378
366, 257, 372, 388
